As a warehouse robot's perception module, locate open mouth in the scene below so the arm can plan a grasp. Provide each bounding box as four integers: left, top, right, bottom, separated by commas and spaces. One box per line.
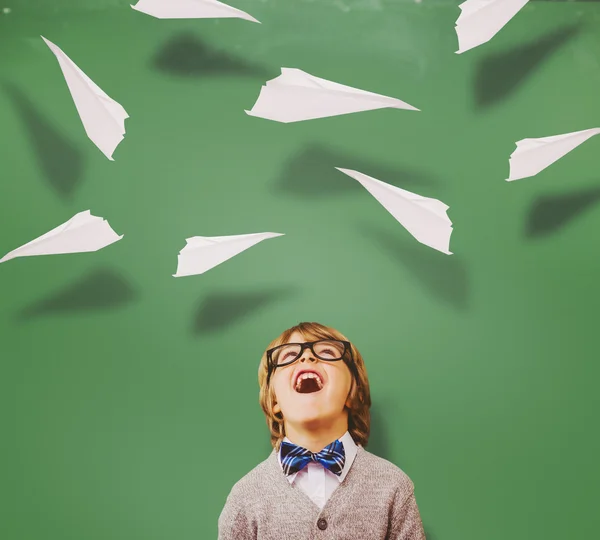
294, 371, 324, 394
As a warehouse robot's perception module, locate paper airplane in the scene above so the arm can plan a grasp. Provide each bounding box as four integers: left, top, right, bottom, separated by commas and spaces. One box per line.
455, 0, 529, 54
41, 36, 129, 160
507, 128, 600, 181
245, 68, 419, 123
173, 232, 284, 277
336, 168, 453, 254
0, 210, 123, 264
130, 0, 260, 22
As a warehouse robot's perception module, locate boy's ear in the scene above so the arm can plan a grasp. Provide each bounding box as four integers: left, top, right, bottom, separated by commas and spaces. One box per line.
273, 402, 281, 414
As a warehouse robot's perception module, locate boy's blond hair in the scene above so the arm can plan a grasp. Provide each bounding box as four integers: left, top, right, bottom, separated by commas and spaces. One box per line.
258, 321, 371, 451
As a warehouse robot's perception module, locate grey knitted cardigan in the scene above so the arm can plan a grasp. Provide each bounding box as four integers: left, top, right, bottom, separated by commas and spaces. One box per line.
218, 445, 426, 539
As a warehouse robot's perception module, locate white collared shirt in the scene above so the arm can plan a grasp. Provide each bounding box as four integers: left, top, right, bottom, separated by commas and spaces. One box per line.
277, 431, 359, 509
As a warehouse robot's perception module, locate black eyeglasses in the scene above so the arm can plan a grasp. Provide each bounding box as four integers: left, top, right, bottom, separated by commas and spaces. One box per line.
266, 340, 354, 382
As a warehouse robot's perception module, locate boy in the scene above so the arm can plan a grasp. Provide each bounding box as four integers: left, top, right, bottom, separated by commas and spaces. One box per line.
218, 322, 426, 539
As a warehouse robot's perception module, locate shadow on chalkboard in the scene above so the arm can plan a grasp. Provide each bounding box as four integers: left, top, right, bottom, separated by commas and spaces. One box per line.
368, 400, 435, 540
15, 268, 137, 321
525, 185, 600, 238
474, 23, 581, 109
152, 32, 268, 78
273, 143, 440, 198
359, 224, 468, 311
2, 81, 84, 200
365, 401, 391, 460
193, 287, 294, 334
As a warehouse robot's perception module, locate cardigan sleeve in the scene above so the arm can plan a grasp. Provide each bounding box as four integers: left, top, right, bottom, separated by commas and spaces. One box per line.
389, 488, 427, 540
217, 485, 257, 540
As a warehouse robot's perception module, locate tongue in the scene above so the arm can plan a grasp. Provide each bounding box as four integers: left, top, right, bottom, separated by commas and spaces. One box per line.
297, 378, 321, 394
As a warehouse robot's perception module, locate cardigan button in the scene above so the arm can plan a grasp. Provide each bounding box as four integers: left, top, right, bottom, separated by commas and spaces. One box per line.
317, 518, 328, 530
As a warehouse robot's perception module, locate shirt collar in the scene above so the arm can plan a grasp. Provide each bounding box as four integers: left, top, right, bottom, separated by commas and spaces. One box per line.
277, 431, 359, 484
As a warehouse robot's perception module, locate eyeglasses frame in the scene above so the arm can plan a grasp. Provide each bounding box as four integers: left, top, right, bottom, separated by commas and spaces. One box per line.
266, 339, 355, 384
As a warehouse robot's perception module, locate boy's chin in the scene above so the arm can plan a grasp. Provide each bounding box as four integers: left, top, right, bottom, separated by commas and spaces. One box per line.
288, 405, 342, 425
291, 415, 333, 429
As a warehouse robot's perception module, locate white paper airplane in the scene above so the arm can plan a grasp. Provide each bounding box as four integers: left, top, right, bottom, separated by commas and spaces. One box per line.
130, 0, 260, 22
506, 128, 600, 181
41, 36, 129, 160
336, 168, 453, 254
455, 0, 529, 54
0, 210, 123, 264
245, 68, 419, 123
173, 232, 284, 277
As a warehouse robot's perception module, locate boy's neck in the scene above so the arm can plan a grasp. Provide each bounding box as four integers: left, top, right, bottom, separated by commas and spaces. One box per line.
284, 419, 349, 453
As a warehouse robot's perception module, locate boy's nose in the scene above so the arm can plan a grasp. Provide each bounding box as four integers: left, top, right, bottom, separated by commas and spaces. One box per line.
299, 350, 316, 363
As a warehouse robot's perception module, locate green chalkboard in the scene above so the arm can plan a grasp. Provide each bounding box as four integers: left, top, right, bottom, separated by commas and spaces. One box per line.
1, 1, 600, 539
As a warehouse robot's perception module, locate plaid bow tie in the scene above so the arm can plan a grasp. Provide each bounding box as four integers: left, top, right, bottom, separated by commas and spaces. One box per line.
280, 439, 345, 476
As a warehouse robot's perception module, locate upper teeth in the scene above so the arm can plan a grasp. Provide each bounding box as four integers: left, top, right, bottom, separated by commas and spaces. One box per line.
296, 372, 323, 390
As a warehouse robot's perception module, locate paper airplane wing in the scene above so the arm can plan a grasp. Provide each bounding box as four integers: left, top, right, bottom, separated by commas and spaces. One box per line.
275, 68, 419, 109
507, 127, 600, 181
336, 168, 453, 254
173, 232, 284, 277
455, 0, 530, 54
131, 0, 260, 22
0, 210, 123, 263
41, 36, 128, 160
245, 68, 419, 123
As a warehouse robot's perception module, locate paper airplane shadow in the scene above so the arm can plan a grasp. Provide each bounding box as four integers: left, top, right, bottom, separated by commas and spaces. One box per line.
359, 224, 468, 311
525, 185, 600, 238
475, 23, 582, 109
192, 287, 294, 334
16, 268, 137, 320
274, 143, 440, 199
2, 81, 84, 200
152, 32, 268, 78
